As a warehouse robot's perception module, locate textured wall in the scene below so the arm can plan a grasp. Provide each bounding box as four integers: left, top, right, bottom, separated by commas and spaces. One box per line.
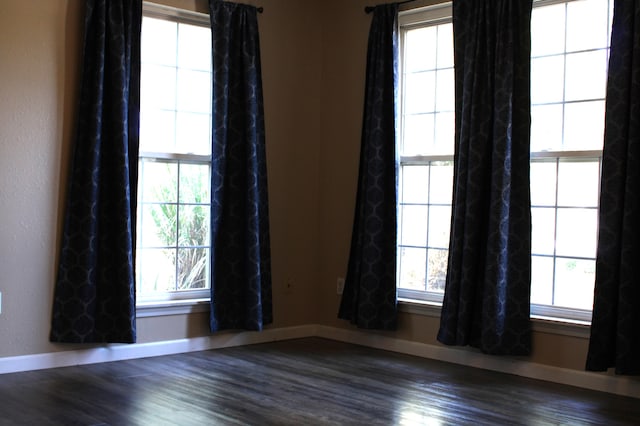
0, 0, 323, 357
0, 0, 82, 357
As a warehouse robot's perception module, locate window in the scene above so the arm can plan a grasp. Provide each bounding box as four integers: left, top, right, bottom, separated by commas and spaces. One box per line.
136, 5, 212, 303
529, 0, 612, 321
397, 4, 454, 304
397, 0, 612, 322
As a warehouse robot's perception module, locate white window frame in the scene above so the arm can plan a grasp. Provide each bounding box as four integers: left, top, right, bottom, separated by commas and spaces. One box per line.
528, 0, 611, 322
396, 0, 610, 325
397, 3, 454, 306
136, 2, 213, 311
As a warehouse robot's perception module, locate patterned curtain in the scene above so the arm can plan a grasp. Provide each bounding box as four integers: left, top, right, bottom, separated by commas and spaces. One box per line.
338, 4, 398, 330
437, 0, 533, 355
208, 0, 272, 332
50, 0, 141, 343
586, 0, 640, 375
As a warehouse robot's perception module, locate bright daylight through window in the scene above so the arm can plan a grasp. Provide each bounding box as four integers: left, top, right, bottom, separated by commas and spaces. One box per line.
136, 8, 212, 302
397, 0, 612, 322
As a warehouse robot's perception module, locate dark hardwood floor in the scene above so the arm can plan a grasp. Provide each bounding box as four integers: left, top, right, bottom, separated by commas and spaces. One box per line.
0, 337, 638, 425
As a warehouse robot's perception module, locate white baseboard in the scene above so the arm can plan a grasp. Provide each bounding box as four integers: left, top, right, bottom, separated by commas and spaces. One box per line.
0, 324, 315, 375
1, 324, 637, 399
314, 325, 640, 399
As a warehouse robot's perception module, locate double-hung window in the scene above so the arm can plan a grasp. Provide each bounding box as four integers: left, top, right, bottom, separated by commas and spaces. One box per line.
397, 0, 612, 322
397, 4, 454, 304
529, 0, 612, 321
136, 5, 212, 303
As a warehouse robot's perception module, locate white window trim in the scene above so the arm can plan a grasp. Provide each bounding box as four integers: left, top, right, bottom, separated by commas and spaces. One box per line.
398, 299, 591, 339
399, 2, 452, 26
143, 1, 209, 26
137, 298, 210, 318
136, 2, 212, 312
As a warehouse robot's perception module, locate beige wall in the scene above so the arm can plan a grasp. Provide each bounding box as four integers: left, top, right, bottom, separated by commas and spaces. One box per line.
1, 0, 82, 357
0, 0, 593, 374
0, 0, 323, 357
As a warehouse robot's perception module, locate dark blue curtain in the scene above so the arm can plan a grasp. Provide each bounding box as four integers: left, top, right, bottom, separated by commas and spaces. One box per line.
437, 0, 532, 355
50, 0, 141, 343
338, 4, 398, 330
208, 0, 272, 332
586, 0, 640, 375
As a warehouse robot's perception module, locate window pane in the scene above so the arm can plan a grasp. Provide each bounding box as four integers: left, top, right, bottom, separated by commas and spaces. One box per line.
435, 68, 454, 112
400, 205, 428, 247
142, 18, 177, 66
531, 104, 563, 152
178, 23, 211, 71
140, 110, 176, 152
557, 160, 600, 207
531, 3, 565, 57
177, 69, 211, 114
141, 64, 176, 111
401, 166, 429, 204
436, 24, 454, 68
531, 255, 554, 305
566, 0, 610, 52
405, 27, 436, 72
179, 163, 210, 203
555, 208, 598, 258
531, 56, 564, 105
426, 248, 448, 292
405, 71, 436, 114
531, 207, 555, 256
429, 162, 454, 204
178, 205, 210, 247
177, 248, 209, 290
433, 112, 455, 155
565, 50, 608, 102
554, 258, 595, 310
563, 101, 605, 150
428, 206, 451, 249
399, 247, 426, 291
176, 112, 211, 155
530, 161, 557, 206
137, 248, 177, 293
402, 113, 434, 156
141, 161, 178, 203
141, 203, 177, 247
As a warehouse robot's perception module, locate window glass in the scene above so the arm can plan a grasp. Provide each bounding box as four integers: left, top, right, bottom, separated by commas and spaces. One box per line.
137, 13, 212, 301
529, 0, 610, 314
398, 16, 455, 301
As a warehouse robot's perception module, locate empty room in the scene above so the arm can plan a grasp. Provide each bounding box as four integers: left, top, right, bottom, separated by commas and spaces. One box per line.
1, 0, 639, 424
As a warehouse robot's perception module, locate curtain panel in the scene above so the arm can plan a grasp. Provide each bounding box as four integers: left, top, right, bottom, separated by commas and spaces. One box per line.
50, 0, 142, 343
208, 0, 273, 332
437, 0, 533, 355
586, 0, 640, 375
338, 3, 399, 330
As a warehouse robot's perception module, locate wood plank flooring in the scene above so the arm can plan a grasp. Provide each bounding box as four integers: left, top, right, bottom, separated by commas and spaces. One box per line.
0, 338, 638, 425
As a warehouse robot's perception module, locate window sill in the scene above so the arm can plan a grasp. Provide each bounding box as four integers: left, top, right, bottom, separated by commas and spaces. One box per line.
398, 299, 591, 339
136, 298, 210, 318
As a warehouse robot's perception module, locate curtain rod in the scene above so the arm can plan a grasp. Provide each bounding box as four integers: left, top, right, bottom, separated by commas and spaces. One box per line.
365, 0, 418, 14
